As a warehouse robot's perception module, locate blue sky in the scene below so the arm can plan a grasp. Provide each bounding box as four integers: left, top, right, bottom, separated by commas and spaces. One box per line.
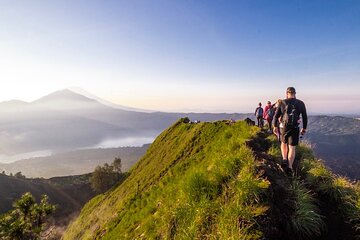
0, 0, 359, 113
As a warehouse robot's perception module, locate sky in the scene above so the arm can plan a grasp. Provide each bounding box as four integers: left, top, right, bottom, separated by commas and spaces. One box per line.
0, 0, 359, 113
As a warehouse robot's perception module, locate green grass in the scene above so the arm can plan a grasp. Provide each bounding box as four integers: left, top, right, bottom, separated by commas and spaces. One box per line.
300, 146, 360, 238
300, 156, 360, 226
287, 179, 324, 238
64, 119, 360, 239
267, 137, 360, 238
64, 119, 270, 239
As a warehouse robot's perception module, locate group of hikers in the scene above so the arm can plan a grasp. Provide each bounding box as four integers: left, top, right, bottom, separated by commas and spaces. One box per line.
254, 87, 308, 174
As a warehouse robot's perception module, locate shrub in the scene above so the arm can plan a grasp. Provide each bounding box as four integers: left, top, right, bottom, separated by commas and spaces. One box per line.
288, 179, 325, 238
90, 158, 124, 193
0, 193, 55, 240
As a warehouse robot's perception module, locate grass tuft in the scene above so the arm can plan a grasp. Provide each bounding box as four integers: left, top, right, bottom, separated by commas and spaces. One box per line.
288, 179, 325, 238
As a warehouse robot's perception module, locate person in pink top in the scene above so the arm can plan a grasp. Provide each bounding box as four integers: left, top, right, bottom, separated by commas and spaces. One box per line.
264, 101, 275, 132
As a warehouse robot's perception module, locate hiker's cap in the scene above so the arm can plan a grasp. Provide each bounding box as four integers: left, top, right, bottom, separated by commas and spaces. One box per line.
287, 87, 296, 93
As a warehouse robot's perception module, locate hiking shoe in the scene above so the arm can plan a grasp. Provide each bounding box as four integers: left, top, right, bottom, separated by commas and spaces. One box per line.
285, 167, 294, 177
281, 159, 288, 169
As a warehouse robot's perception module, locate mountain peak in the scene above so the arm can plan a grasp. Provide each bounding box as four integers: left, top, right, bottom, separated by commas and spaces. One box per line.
31, 88, 153, 113
33, 89, 97, 103
68, 87, 154, 113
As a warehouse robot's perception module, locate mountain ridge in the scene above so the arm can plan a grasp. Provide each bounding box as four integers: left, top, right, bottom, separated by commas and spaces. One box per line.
63, 119, 360, 239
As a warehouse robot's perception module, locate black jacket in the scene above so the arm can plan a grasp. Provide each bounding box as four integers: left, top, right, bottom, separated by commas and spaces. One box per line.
273, 98, 308, 129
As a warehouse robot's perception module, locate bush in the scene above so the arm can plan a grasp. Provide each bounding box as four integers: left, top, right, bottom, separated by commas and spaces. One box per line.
90, 158, 124, 193
0, 193, 55, 240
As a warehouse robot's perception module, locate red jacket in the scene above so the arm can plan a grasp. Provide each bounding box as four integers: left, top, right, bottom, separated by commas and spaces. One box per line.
264, 104, 272, 121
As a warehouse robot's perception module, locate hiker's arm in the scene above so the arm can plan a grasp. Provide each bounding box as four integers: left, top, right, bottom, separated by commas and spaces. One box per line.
272, 106, 281, 127
302, 102, 308, 129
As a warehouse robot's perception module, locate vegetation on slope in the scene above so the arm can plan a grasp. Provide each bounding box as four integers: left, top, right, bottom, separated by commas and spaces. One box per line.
0, 192, 55, 240
64, 119, 360, 240
0, 172, 96, 227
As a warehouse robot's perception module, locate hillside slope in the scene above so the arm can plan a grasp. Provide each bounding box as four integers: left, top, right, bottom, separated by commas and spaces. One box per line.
64, 119, 360, 240
0, 173, 96, 226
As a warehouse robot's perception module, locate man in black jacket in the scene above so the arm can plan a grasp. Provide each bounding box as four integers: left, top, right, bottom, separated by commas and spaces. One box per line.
272, 87, 307, 173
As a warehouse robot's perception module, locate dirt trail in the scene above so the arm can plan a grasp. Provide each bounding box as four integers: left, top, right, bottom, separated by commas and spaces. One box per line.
246, 130, 357, 240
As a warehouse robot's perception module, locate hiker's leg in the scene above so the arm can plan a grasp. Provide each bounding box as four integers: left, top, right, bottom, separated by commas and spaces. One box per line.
268, 119, 272, 132
287, 128, 300, 169
281, 142, 288, 160
288, 146, 296, 169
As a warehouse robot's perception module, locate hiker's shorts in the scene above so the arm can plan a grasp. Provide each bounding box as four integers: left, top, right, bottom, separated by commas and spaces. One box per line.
280, 127, 300, 146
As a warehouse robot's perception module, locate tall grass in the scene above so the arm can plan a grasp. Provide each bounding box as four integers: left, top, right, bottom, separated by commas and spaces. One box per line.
267, 137, 360, 238
287, 179, 325, 238
299, 147, 360, 238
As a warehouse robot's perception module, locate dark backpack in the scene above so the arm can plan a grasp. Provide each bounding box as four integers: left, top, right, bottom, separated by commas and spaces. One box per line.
267, 107, 275, 119
282, 102, 298, 127
256, 107, 263, 117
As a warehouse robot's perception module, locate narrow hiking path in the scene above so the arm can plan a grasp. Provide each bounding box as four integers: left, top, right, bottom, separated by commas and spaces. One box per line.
246, 129, 359, 240
246, 130, 296, 239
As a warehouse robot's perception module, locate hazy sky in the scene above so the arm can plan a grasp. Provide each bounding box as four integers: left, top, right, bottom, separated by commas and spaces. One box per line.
1, 1, 359, 113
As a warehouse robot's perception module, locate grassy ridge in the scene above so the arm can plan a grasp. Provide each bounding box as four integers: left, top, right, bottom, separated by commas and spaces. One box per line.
64, 119, 270, 239
64, 119, 360, 239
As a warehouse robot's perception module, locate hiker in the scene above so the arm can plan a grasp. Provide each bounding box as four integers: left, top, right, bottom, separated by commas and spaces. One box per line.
272, 87, 307, 174
273, 99, 282, 142
264, 101, 275, 132
254, 102, 264, 128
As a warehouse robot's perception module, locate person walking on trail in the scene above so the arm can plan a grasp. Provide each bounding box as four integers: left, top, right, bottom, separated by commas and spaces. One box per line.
264, 101, 275, 132
255, 102, 264, 128
273, 99, 282, 143
272, 87, 308, 174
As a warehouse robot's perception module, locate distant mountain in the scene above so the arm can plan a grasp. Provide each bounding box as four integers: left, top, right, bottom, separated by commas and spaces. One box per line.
0, 100, 29, 108
305, 116, 360, 179
0, 145, 149, 178
34, 89, 98, 104
307, 116, 360, 135
68, 87, 154, 113
0, 89, 251, 160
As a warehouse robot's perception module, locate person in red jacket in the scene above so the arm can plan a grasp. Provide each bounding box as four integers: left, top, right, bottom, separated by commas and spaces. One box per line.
264, 101, 275, 132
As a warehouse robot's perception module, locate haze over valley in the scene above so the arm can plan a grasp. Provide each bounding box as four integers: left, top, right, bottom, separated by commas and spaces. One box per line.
0, 89, 358, 179
0, 89, 252, 160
